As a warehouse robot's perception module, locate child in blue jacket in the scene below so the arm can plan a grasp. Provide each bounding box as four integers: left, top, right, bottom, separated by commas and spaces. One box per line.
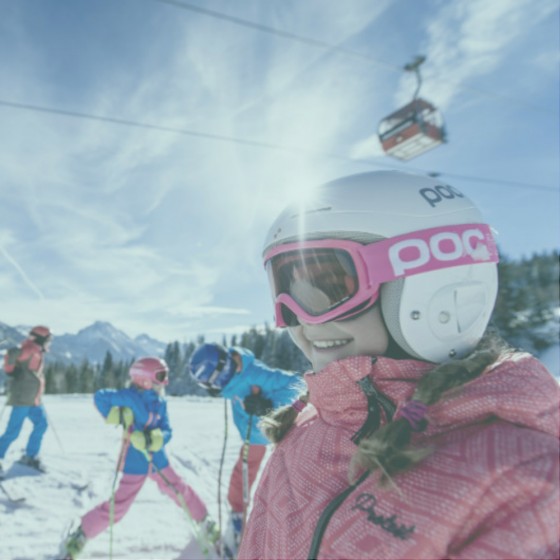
189, 344, 304, 552
62, 357, 217, 559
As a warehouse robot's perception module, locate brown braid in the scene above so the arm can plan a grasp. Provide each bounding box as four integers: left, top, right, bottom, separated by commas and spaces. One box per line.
259, 333, 510, 484
260, 392, 310, 443
349, 332, 510, 485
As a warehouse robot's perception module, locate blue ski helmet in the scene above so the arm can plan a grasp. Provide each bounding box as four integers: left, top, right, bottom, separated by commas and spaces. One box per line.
189, 343, 237, 392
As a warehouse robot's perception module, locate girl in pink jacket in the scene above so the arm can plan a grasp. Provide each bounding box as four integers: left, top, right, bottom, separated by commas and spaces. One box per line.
238, 171, 559, 560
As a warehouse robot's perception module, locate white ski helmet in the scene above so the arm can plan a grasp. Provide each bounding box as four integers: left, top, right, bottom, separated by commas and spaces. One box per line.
263, 171, 499, 363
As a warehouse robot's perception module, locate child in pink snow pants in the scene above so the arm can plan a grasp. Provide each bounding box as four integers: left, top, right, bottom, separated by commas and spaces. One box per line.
81, 466, 207, 538
62, 357, 216, 559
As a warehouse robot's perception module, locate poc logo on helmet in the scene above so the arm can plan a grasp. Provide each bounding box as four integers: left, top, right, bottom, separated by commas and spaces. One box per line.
389, 228, 491, 276
420, 184, 464, 207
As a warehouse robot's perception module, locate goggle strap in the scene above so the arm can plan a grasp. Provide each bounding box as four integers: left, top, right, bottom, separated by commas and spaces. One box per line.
207, 352, 229, 386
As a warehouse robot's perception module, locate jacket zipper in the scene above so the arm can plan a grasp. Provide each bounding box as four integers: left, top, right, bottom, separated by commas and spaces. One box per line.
308, 372, 396, 558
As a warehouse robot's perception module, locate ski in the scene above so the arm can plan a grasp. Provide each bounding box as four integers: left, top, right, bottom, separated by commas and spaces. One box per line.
2, 466, 88, 490
16, 458, 47, 474
0, 481, 25, 504
58, 522, 86, 560
0, 463, 88, 506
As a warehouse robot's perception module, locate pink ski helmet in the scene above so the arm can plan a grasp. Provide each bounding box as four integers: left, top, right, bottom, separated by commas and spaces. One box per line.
129, 357, 169, 390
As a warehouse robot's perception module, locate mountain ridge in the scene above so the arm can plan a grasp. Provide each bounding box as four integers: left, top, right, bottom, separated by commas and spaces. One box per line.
0, 320, 167, 366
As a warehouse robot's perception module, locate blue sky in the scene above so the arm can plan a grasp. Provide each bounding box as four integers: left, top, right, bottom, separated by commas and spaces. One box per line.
0, 0, 558, 343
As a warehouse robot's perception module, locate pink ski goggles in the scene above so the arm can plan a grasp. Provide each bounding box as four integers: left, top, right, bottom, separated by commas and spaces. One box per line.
264, 223, 498, 327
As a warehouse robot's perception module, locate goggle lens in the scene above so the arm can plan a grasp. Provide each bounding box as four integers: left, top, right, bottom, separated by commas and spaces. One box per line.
268, 248, 359, 320
155, 370, 168, 383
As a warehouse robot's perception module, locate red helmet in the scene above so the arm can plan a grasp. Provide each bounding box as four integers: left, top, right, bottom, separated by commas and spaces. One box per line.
129, 357, 169, 390
29, 325, 52, 346
30, 325, 51, 338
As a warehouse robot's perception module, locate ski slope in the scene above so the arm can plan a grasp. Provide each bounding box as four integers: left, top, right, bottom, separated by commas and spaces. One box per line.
0, 395, 253, 560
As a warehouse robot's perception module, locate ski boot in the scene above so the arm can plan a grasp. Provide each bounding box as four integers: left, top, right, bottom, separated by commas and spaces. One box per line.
198, 515, 223, 557
60, 525, 87, 560
222, 511, 243, 559
18, 454, 47, 473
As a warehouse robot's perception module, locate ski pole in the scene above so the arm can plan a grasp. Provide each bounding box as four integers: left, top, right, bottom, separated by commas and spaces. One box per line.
241, 415, 254, 542
42, 403, 65, 454
217, 398, 229, 558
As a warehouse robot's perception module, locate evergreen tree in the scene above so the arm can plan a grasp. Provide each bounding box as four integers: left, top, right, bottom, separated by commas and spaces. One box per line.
100, 351, 116, 388
66, 363, 78, 394
78, 359, 95, 393
44, 363, 57, 394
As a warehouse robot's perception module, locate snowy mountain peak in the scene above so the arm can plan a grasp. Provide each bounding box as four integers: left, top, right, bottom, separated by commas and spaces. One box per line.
1, 321, 167, 366
77, 320, 126, 339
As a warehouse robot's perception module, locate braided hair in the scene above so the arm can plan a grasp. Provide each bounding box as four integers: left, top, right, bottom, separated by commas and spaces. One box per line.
261, 331, 509, 485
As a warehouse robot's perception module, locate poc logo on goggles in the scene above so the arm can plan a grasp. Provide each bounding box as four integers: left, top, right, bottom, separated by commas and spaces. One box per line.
386, 224, 498, 278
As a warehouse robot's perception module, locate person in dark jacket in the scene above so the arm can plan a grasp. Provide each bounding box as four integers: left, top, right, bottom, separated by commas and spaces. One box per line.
0, 325, 52, 475
189, 344, 305, 553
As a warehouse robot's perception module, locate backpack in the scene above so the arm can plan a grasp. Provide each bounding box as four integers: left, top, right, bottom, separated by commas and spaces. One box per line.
3, 346, 22, 375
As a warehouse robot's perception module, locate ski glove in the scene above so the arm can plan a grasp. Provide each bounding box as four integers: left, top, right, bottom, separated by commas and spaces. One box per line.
130, 429, 164, 452
243, 393, 274, 417
105, 406, 133, 428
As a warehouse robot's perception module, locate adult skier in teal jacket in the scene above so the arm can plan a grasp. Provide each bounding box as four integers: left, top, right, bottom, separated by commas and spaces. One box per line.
220, 346, 303, 446
189, 344, 304, 552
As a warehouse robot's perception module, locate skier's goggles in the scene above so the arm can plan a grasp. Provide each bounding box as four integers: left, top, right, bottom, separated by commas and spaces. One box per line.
203, 357, 233, 390
155, 369, 168, 384
264, 224, 498, 327
194, 350, 236, 391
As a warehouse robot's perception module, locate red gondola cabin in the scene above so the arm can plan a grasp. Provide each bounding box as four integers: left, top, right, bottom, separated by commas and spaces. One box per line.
378, 98, 446, 161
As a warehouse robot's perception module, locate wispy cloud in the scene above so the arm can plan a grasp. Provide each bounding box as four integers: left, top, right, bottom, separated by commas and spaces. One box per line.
0, 244, 45, 300
402, 0, 558, 109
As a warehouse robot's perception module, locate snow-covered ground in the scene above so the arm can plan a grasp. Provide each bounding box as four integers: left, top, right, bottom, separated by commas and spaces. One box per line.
0, 395, 252, 560
0, 346, 558, 560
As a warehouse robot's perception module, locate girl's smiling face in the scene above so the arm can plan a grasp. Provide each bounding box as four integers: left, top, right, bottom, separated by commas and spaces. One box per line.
287, 304, 389, 372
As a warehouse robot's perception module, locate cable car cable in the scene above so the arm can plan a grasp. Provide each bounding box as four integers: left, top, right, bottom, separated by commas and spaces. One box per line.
149, 0, 549, 113
0, 98, 556, 193
151, 0, 398, 71
0, 99, 303, 154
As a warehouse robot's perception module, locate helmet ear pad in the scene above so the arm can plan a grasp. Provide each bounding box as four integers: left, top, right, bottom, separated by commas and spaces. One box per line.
380, 263, 498, 363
